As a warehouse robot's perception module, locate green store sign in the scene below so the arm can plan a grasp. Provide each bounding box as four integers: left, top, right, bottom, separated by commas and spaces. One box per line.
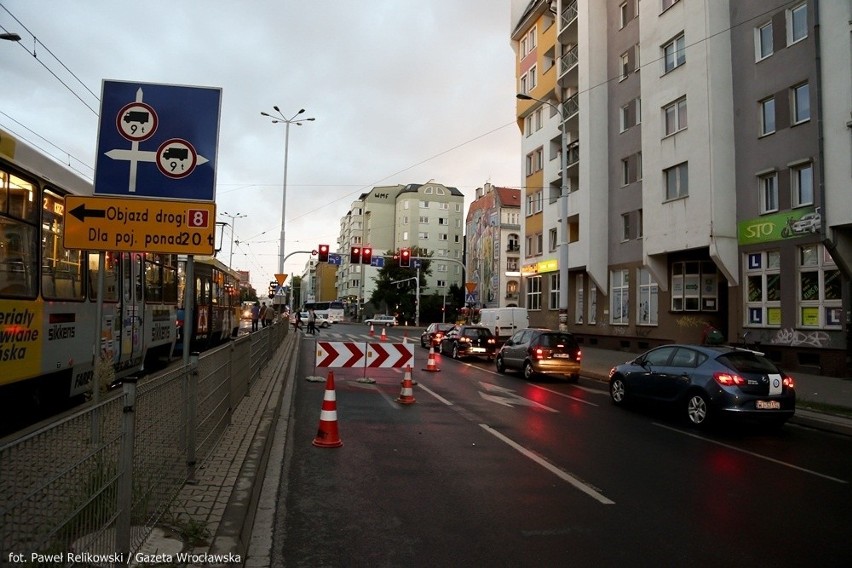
738, 207, 821, 245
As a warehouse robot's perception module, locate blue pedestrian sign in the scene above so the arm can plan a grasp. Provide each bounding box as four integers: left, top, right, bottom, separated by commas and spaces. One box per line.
94, 80, 222, 202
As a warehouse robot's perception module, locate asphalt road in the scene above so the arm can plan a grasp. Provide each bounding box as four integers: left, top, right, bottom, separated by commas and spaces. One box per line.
273, 324, 852, 567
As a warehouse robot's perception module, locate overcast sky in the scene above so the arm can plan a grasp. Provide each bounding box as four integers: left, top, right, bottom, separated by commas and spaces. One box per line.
0, 1, 521, 293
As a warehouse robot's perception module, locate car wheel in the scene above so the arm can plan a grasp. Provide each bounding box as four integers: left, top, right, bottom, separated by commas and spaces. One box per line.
610, 376, 628, 406
523, 361, 535, 380
452, 344, 460, 359
495, 355, 506, 374
686, 391, 711, 427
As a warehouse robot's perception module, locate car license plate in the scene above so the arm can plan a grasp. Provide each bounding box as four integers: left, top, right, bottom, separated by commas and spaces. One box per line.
470, 347, 485, 353
756, 400, 781, 410
553, 353, 571, 359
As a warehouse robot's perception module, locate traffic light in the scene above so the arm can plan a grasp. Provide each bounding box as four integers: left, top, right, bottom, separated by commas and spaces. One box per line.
399, 248, 411, 268
318, 244, 329, 262
361, 246, 372, 265
268, 280, 276, 299
350, 246, 361, 264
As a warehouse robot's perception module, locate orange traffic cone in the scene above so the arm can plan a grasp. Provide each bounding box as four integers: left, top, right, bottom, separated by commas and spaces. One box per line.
422, 347, 440, 372
380, 326, 387, 342
396, 366, 416, 405
369, 323, 375, 336
313, 371, 343, 448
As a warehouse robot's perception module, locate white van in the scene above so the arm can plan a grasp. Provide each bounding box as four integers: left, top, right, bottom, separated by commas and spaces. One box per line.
478, 307, 529, 341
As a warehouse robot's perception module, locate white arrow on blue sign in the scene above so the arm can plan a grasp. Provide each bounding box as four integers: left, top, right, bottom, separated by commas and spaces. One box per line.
328, 253, 342, 266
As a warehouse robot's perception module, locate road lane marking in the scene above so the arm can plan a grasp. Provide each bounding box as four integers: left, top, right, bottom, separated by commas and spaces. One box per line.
655, 423, 848, 484
479, 382, 558, 412
480, 424, 615, 505
529, 384, 599, 406
417, 383, 454, 405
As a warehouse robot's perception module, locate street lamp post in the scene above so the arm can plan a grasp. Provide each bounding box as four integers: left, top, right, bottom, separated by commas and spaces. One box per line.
219, 211, 246, 267
518, 93, 570, 331
260, 107, 315, 275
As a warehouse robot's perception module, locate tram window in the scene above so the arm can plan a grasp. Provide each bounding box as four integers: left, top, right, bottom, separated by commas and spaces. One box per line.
1, 170, 38, 223
88, 252, 119, 301
145, 254, 179, 303
134, 254, 143, 301
162, 257, 177, 303
42, 190, 84, 300
0, 219, 37, 297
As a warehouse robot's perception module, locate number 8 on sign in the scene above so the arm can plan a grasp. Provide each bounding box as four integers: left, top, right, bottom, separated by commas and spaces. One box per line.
188, 209, 210, 228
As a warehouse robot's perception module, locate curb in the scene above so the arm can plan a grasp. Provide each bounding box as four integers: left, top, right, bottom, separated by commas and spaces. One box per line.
207, 333, 297, 562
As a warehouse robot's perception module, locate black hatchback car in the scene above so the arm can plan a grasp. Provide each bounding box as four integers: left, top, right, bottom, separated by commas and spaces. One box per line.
439, 325, 497, 360
608, 344, 796, 428
495, 329, 581, 382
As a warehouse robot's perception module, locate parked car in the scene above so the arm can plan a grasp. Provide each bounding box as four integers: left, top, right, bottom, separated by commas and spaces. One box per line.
608, 344, 796, 428
495, 328, 581, 382
420, 323, 455, 348
365, 314, 398, 326
439, 325, 497, 360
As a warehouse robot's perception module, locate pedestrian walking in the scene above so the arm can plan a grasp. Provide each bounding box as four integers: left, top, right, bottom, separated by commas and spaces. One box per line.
293, 311, 303, 332
251, 302, 260, 332
259, 302, 268, 328
307, 308, 317, 335
264, 303, 275, 328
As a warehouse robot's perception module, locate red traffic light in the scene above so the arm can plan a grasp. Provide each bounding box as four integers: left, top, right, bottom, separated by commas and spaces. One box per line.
350, 246, 361, 264
318, 244, 330, 262
361, 247, 373, 265
399, 248, 411, 268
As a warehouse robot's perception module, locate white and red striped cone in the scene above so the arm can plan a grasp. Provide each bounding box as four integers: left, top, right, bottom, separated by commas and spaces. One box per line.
369, 323, 375, 336
396, 366, 416, 405
313, 371, 343, 448
380, 326, 387, 342
422, 346, 440, 372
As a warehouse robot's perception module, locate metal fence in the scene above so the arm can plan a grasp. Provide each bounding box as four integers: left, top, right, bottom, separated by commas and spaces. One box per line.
0, 322, 288, 565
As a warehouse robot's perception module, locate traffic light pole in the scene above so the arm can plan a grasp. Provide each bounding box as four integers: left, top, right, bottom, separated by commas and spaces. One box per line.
390, 274, 420, 327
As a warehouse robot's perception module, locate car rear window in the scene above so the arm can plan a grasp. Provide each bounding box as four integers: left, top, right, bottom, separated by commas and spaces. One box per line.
538, 333, 577, 349
717, 352, 779, 374
465, 328, 493, 339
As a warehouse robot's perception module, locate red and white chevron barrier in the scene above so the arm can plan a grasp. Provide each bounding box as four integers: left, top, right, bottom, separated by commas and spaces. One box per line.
315, 341, 414, 369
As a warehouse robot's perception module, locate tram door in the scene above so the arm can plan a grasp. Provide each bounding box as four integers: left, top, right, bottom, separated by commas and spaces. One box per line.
118, 253, 144, 365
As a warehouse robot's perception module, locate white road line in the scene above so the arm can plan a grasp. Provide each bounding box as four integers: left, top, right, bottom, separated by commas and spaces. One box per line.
480, 424, 615, 505
418, 383, 454, 406
655, 423, 848, 484
530, 384, 599, 406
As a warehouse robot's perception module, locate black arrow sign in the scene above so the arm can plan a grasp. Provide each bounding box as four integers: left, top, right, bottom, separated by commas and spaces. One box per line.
70, 203, 106, 222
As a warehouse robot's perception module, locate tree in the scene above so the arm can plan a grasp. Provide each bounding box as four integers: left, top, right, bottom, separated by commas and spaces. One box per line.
368, 247, 431, 322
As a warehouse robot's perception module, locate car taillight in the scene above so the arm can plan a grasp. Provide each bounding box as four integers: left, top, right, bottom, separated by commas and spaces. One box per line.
714, 371, 746, 386
576, 350, 582, 361
487, 338, 495, 344
532, 347, 551, 359
783, 375, 795, 389
460, 337, 470, 343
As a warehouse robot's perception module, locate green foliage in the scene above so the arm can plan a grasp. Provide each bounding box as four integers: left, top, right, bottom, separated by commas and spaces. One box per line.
368, 248, 431, 320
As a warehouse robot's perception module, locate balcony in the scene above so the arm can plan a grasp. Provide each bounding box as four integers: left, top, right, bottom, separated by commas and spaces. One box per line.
506, 243, 520, 252
558, 45, 578, 89
558, 0, 578, 45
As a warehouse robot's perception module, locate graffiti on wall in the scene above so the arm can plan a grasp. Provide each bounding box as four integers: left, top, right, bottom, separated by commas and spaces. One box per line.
770, 328, 831, 348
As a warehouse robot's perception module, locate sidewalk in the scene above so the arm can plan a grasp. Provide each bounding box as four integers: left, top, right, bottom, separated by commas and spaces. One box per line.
155, 337, 852, 566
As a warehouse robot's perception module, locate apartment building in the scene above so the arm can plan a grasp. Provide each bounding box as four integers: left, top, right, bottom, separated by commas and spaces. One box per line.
466, 183, 522, 307
335, 182, 466, 317
512, 0, 850, 375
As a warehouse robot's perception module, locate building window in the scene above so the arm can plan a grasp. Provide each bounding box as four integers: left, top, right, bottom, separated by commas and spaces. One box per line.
437, 280, 447, 288
575, 274, 584, 324
637, 268, 659, 326
788, 3, 808, 45
525, 115, 533, 137
527, 275, 542, 310
792, 83, 810, 124
759, 172, 779, 213
792, 162, 814, 207
619, 2, 629, 29
621, 158, 630, 186
756, 22, 773, 60
419, 216, 429, 224
620, 52, 630, 81
549, 273, 560, 311
418, 231, 429, 239
549, 228, 558, 251
526, 191, 543, 215
419, 200, 429, 209
637, 209, 643, 237
662, 0, 680, 11
664, 162, 688, 200
799, 244, 841, 328
745, 251, 782, 327
621, 213, 631, 241
663, 97, 687, 136
663, 34, 685, 73
610, 269, 629, 325
589, 284, 597, 324
671, 261, 718, 312
620, 98, 640, 131
760, 97, 776, 136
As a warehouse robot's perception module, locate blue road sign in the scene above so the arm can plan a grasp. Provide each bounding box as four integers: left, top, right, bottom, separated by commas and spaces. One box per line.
94, 80, 222, 201
328, 253, 342, 266
465, 292, 477, 304
370, 256, 385, 268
